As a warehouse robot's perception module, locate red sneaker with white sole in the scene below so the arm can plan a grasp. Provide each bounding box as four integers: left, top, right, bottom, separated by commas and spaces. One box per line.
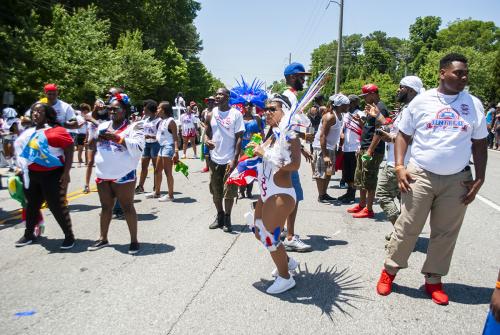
201, 167, 209, 173
347, 204, 364, 213
425, 283, 449, 305
376, 269, 396, 296
352, 207, 375, 218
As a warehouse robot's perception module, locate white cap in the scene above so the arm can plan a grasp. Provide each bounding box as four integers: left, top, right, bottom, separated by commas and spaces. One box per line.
400, 76, 425, 94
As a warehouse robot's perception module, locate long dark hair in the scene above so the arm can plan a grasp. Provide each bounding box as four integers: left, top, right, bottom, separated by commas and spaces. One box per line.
31, 102, 60, 127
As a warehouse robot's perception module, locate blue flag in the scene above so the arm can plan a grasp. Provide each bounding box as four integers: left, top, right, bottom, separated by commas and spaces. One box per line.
20, 130, 63, 168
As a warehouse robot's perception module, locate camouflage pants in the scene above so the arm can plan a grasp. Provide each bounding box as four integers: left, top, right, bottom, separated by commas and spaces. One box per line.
376, 164, 400, 223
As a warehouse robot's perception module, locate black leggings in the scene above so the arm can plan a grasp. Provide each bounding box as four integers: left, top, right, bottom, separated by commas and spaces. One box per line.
24, 168, 73, 239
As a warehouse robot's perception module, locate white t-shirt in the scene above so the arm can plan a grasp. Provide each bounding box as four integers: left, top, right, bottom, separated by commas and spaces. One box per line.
156, 117, 175, 146
175, 96, 185, 109
342, 109, 366, 152
52, 99, 76, 126
143, 116, 161, 143
209, 107, 244, 165
68, 112, 86, 135
385, 107, 411, 167
93, 121, 144, 179
180, 113, 199, 137
398, 88, 488, 175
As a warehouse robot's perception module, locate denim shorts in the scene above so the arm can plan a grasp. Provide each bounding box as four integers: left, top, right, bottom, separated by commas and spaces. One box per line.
291, 171, 304, 202
159, 144, 174, 158
143, 141, 160, 158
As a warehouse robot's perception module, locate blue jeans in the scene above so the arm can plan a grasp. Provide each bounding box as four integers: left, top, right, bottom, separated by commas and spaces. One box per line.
143, 142, 160, 158
291, 171, 303, 202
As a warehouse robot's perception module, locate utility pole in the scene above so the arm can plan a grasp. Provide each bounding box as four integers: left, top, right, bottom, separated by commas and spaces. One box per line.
327, 0, 344, 93
289, 52, 292, 65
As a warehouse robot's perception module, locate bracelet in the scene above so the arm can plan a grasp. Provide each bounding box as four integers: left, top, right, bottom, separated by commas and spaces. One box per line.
394, 165, 405, 171
496, 281, 500, 289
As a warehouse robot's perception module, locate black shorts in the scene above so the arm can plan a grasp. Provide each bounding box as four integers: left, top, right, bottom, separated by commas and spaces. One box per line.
342, 151, 357, 183
76, 134, 86, 146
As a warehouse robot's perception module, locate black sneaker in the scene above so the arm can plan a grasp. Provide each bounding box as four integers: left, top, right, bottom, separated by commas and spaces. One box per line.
223, 214, 232, 233
135, 185, 144, 194
60, 236, 75, 250
318, 194, 336, 203
87, 239, 109, 251
15, 235, 34, 247
341, 189, 356, 204
128, 242, 140, 255
209, 212, 225, 229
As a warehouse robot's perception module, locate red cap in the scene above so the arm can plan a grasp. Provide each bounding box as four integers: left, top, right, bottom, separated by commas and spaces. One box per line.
360, 84, 378, 96
44, 83, 58, 93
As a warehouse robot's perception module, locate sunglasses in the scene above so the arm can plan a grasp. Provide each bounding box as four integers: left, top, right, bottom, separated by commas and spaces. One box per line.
265, 106, 277, 112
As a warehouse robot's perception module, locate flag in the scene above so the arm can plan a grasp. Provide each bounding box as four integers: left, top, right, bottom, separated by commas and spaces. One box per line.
226, 154, 261, 186
20, 130, 63, 168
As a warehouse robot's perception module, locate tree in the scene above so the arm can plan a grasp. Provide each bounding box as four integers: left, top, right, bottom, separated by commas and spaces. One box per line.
434, 19, 499, 53
408, 16, 442, 72
185, 56, 223, 103
113, 30, 165, 103
153, 40, 189, 101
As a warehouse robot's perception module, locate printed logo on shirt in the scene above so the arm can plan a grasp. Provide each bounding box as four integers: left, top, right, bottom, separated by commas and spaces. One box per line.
460, 104, 470, 116
426, 107, 468, 132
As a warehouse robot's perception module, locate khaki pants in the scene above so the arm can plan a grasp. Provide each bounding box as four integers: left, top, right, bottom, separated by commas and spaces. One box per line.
376, 164, 400, 223
384, 163, 473, 282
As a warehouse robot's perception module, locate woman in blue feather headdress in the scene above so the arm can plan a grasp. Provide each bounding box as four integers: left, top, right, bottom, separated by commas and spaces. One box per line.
230, 78, 267, 198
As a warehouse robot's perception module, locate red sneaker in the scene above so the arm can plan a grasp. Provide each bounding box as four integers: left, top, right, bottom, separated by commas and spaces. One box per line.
376, 269, 396, 296
201, 167, 209, 173
425, 283, 449, 305
352, 207, 375, 218
347, 204, 364, 213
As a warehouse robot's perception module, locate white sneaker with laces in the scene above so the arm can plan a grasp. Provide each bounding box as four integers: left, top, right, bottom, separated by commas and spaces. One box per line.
283, 235, 312, 252
145, 192, 160, 199
266, 275, 296, 294
271, 257, 299, 278
158, 195, 173, 202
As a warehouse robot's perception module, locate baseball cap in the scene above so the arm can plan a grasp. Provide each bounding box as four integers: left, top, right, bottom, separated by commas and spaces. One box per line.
204, 96, 215, 103
348, 94, 360, 102
284, 62, 311, 77
44, 83, 58, 93
359, 84, 378, 97
496, 102, 500, 108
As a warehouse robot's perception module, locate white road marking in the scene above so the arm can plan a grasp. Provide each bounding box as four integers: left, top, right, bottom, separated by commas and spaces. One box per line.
477, 194, 500, 212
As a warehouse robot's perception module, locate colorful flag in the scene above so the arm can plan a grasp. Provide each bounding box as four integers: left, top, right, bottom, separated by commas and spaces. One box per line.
226, 154, 261, 186
20, 130, 63, 168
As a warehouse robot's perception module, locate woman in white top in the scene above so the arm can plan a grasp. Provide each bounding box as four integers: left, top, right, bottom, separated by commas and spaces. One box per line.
146, 101, 179, 201
180, 105, 198, 159
87, 93, 144, 254
136, 100, 161, 194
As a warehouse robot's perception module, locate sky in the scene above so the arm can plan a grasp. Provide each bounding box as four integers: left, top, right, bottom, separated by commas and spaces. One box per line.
194, 0, 500, 87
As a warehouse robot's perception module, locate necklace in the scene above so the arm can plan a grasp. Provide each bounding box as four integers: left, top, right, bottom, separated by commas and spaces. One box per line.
436, 91, 460, 106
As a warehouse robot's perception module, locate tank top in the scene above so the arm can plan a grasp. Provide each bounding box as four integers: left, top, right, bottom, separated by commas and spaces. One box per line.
156, 117, 174, 146
312, 113, 343, 150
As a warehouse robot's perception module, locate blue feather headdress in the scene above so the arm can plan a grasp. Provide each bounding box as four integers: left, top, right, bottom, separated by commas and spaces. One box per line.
229, 77, 268, 109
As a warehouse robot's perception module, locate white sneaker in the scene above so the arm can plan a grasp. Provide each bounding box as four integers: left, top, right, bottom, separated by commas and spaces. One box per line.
158, 195, 173, 202
145, 192, 160, 199
283, 235, 312, 252
266, 275, 296, 294
271, 257, 299, 277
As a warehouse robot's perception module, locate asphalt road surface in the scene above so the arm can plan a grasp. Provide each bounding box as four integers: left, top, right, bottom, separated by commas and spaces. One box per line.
1, 148, 499, 335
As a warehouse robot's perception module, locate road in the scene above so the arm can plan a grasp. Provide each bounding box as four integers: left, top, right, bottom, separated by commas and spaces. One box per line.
0, 148, 499, 335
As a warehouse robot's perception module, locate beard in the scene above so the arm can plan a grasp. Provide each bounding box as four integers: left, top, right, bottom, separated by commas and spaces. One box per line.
396, 91, 408, 103
293, 79, 304, 92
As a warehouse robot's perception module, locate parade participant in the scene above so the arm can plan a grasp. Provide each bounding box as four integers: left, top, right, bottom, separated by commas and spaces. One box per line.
1, 109, 20, 171
281, 62, 312, 252
485, 103, 496, 149
200, 96, 215, 173
40, 84, 79, 130
14, 102, 75, 249
87, 93, 144, 254
376, 53, 488, 305
72, 109, 87, 166
348, 84, 389, 219
205, 88, 244, 233
175, 92, 186, 110
148, 101, 179, 201
494, 104, 500, 150
180, 104, 199, 159
376, 76, 423, 227
136, 99, 161, 194
312, 94, 350, 203
83, 99, 108, 194
248, 94, 301, 294
482, 269, 500, 333
337, 95, 365, 203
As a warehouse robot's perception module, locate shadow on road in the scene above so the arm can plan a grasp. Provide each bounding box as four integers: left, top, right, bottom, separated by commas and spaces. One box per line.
173, 197, 197, 204
137, 213, 158, 221
112, 242, 175, 256
68, 204, 101, 212
393, 282, 492, 305
252, 264, 368, 321
38, 237, 96, 253
300, 235, 348, 251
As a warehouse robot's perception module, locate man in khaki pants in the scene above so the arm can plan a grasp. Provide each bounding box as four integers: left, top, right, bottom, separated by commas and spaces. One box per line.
376, 53, 488, 305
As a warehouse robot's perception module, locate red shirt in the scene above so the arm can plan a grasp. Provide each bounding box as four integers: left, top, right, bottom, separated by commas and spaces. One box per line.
29, 126, 74, 171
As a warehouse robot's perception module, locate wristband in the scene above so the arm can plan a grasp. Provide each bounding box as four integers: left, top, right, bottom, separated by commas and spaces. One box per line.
395, 165, 405, 171
496, 281, 500, 289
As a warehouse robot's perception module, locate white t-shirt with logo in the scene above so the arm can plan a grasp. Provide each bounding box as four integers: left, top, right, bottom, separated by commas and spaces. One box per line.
342, 109, 366, 152
385, 107, 411, 167
209, 107, 244, 165
180, 113, 199, 137
143, 116, 161, 143
398, 88, 488, 175
52, 99, 76, 125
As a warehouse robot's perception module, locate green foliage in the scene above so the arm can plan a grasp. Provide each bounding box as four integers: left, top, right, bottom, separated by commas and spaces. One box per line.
408, 16, 442, 72
434, 19, 499, 52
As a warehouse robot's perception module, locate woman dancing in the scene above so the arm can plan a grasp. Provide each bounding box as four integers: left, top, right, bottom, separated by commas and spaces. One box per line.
247, 94, 301, 294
